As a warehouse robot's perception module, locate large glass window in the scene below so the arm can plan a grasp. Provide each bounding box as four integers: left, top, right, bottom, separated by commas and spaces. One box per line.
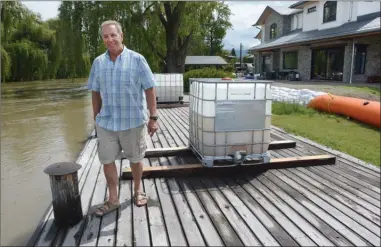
283, 51, 298, 69
270, 23, 277, 39
323, 1, 337, 23
311, 46, 344, 81
354, 44, 367, 74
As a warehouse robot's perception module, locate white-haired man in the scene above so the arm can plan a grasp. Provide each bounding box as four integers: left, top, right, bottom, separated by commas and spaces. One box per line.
87, 20, 158, 216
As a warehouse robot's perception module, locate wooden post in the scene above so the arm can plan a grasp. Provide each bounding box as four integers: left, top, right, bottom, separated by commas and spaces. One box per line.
44, 162, 83, 227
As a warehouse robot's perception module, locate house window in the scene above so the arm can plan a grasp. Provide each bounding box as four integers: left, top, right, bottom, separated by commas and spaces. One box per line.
270, 23, 277, 39
323, 1, 337, 23
354, 44, 367, 74
283, 51, 298, 69
308, 6, 316, 13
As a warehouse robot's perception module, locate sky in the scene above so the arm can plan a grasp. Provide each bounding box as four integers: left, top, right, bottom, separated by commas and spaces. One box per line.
21, 1, 297, 53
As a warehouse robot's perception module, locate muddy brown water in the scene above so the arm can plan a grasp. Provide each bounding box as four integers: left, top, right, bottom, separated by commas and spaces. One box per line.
1, 80, 94, 246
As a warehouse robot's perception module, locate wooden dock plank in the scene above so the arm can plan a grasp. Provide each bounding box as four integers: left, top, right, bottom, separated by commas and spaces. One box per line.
132, 158, 151, 247
30, 107, 381, 247
175, 174, 224, 246
274, 148, 381, 224
153, 114, 218, 246
288, 147, 381, 193
144, 176, 169, 246
115, 159, 133, 247
199, 178, 265, 246
208, 177, 281, 246
78, 157, 107, 247
246, 174, 334, 246
151, 158, 188, 246
97, 159, 122, 246
277, 148, 381, 213
258, 172, 355, 246
234, 176, 317, 246
268, 164, 380, 246
274, 148, 380, 207
281, 147, 381, 192
159, 108, 189, 146
162, 164, 207, 246
270, 150, 381, 224
275, 166, 380, 234
188, 177, 245, 246
220, 177, 299, 246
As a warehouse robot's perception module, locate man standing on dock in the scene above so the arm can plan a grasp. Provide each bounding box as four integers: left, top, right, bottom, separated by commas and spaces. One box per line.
87, 20, 158, 216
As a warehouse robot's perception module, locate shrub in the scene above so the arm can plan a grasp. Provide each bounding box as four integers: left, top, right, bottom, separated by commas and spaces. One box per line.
183, 68, 233, 93
272, 101, 317, 116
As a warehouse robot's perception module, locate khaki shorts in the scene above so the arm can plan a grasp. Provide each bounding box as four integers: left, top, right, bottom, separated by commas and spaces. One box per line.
95, 124, 147, 164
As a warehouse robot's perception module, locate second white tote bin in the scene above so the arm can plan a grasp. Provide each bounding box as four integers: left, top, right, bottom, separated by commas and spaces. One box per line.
154, 73, 184, 103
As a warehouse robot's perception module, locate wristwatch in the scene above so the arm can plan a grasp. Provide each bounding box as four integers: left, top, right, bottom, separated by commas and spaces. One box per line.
150, 115, 159, 121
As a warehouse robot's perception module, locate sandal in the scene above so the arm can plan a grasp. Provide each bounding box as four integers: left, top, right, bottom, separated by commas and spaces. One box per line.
134, 191, 148, 207
94, 201, 120, 217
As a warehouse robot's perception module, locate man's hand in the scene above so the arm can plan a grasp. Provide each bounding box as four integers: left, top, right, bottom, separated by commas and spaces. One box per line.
147, 119, 158, 136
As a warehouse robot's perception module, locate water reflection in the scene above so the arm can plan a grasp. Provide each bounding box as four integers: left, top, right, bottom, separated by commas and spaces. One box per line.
1, 81, 94, 246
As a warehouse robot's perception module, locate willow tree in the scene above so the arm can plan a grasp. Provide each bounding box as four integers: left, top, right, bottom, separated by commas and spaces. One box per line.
1, 1, 59, 82
57, 1, 90, 79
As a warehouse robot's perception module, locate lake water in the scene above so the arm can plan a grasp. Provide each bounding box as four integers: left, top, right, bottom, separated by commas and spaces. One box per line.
1, 80, 94, 246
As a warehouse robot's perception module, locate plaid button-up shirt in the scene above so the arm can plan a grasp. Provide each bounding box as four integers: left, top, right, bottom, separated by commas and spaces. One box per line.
87, 46, 156, 131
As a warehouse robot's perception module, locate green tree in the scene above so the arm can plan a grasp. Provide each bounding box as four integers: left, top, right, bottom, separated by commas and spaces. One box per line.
231, 48, 236, 57
1, 2, 59, 82
134, 1, 231, 72
203, 2, 232, 56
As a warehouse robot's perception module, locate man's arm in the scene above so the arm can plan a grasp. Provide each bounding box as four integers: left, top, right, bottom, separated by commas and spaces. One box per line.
92, 91, 102, 121
145, 87, 157, 117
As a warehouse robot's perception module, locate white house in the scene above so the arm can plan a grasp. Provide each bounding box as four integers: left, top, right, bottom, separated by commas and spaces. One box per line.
250, 1, 380, 83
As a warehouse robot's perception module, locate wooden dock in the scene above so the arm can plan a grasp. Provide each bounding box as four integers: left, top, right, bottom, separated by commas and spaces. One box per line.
28, 106, 380, 246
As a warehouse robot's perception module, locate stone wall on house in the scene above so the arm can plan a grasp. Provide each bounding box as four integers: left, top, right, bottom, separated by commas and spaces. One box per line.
264, 12, 283, 43
273, 49, 281, 70
343, 42, 354, 83
352, 35, 381, 83
263, 52, 273, 72
297, 45, 312, 80
254, 52, 262, 74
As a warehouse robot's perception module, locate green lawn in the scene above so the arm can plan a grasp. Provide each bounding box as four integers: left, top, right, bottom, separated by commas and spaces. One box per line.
271, 102, 380, 166
339, 85, 381, 96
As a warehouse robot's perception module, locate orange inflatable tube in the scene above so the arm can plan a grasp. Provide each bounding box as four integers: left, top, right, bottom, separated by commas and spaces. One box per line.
307, 93, 380, 128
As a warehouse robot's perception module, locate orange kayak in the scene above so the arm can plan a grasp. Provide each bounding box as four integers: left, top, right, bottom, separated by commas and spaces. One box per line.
307, 94, 380, 128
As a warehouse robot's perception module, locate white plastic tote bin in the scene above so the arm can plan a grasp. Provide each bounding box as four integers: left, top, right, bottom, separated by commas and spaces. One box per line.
154, 73, 184, 103
188, 78, 272, 167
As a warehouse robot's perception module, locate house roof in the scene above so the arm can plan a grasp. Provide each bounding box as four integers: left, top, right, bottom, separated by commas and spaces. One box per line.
185, 56, 228, 65
253, 6, 303, 26
289, 1, 309, 9
251, 12, 381, 52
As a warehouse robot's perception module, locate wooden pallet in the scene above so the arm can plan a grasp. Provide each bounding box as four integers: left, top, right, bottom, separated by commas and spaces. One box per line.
122, 140, 336, 179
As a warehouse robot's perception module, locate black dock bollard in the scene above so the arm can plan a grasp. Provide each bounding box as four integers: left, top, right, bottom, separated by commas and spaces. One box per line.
44, 162, 83, 227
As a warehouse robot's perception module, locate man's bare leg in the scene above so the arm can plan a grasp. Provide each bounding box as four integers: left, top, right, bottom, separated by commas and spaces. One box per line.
131, 161, 147, 206
94, 161, 119, 216
103, 162, 119, 203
